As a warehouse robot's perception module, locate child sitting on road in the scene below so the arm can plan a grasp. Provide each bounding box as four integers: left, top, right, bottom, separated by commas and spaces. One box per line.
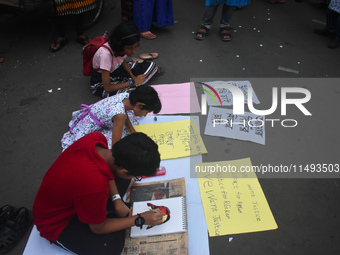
90, 21, 164, 98
33, 132, 164, 255
61, 85, 161, 150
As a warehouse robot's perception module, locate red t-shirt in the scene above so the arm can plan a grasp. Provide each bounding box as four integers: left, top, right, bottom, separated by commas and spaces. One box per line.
33, 132, 115, 242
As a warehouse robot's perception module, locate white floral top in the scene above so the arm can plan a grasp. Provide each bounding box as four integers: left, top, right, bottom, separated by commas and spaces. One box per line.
61, 93, 138, 150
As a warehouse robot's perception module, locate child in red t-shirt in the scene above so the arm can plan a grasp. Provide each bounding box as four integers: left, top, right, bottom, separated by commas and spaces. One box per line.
33, 132, 163, 255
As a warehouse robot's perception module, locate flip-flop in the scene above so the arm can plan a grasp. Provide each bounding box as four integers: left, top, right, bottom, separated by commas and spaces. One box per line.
50, 38, 68, 52
140, 31, 157, 40
0, 207, 33, 254
139, 53, 159, 60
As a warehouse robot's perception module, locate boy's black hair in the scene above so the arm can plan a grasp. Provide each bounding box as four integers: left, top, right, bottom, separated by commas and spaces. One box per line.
111, 132, 160, 177
109, 21, 140, 57
129, 86, 162, 114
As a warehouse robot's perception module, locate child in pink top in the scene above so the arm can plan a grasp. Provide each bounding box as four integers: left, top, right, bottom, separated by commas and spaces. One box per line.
90, 22, 164, 98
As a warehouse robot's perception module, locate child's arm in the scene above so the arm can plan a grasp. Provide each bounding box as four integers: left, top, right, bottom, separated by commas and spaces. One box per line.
101, 70, 130, 93
121, 60, 145, 85
125, 115, 136, 134
109, 179, 130, 218
92, 180, 163, 234
111, 113, 126, 146
89, 210, 163, 234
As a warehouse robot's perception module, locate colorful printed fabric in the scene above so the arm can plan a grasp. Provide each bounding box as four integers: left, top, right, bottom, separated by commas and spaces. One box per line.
90, 61, 158, 98
329, 0, 340, 14
54, 0, 96, 16
205, 0, 250, 6
61, 93, 139, 150
133, 0, 174, 31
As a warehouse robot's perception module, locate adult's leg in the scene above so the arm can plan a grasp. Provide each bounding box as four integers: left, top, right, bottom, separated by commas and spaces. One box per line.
75, 13, 84, 36
75, 13, 90, 45
220, 4, 234, 29
133, 0, 155, 32
196, 4, 219, 39
56, 16, 66, 38
50, 14, 68, 51
153, 0, 174, 27
326, 8, 340, 35
219, 4, 234, 41
336, 11, 340, 40
327, 8, 340, 48
121, 0, 133, 20
202, 4, 219, 30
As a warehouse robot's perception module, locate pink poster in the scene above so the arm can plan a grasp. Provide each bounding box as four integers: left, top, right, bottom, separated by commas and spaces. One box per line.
151, 82, 201, 115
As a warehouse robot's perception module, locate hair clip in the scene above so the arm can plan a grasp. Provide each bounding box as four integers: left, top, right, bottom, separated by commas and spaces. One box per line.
121, 33, 138, 40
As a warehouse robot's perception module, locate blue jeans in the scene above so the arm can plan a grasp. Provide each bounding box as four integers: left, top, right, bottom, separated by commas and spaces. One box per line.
202, 4, 234, 30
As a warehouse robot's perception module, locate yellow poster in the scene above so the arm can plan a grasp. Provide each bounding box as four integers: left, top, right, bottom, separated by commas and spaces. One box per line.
135, 119, 207, 160
196, 158, 277, 236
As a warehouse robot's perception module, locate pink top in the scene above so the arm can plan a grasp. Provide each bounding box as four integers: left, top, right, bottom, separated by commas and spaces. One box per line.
92, 42, 126, 73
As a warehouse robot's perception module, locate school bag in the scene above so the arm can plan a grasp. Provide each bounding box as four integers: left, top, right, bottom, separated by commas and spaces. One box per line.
82, 34, 113, 76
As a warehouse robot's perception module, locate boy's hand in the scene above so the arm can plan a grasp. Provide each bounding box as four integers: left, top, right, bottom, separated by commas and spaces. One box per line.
140, 209, 164, 227
134, 74, 145, 86
113, 199, 130, 218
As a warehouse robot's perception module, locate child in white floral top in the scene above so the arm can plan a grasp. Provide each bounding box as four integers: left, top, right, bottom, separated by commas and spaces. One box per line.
61, 85, 161, 150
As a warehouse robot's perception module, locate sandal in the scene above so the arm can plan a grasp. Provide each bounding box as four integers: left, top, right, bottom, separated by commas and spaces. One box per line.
154, 67, 165, 77
0, 207, 33, 254
220, 27, 233, 42
140, 31, 157, 40
195, 26, 209, 40
76, 35, 90, 46
50, 38, 68, 52
139, 53, 159, 60
132, 57, 144, 63
0, 205, 16, 226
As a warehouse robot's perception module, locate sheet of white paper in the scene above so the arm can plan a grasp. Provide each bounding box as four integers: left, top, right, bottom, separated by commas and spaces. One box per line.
202, 80, 260, 106
131, 196, 186, 237
204, 107, 265, 145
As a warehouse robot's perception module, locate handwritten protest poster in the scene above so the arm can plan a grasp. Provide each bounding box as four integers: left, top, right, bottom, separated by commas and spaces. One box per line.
135, 119, 207, 160
196, 158, 278, 236
204, 107, 265, 145
202, 80, 260, 106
